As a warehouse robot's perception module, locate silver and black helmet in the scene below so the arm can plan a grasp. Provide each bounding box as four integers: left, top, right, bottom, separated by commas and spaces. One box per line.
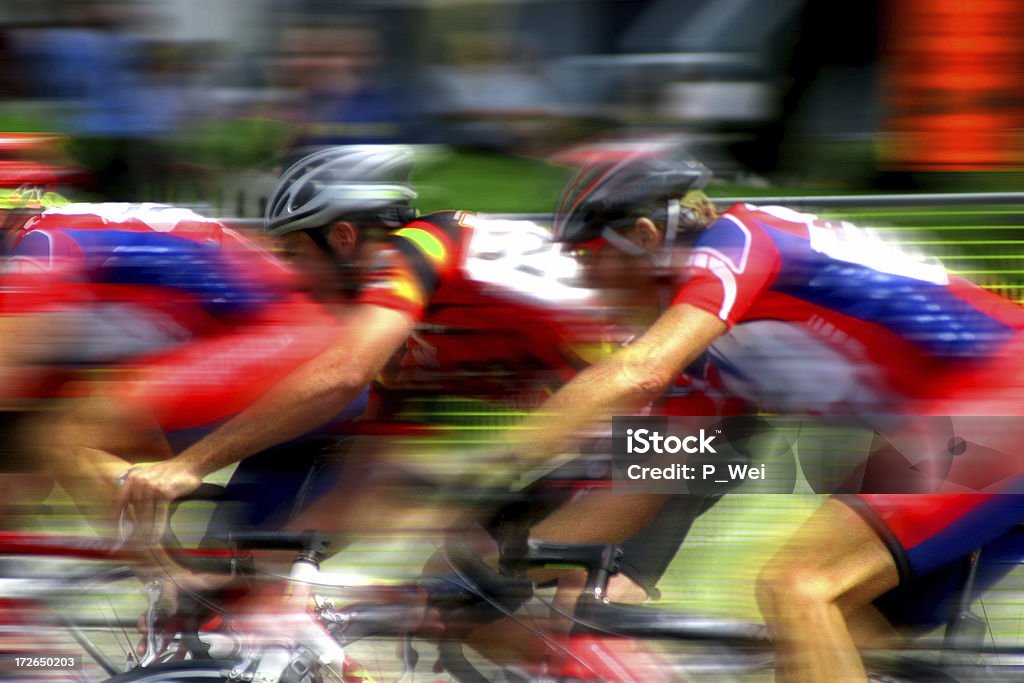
265, 145, 418, 236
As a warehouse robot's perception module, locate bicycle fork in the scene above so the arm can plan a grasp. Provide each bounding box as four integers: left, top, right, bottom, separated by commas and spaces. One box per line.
248, 553, 348, 683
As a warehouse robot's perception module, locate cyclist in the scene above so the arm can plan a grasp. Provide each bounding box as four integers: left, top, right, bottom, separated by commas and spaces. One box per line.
106, 146, 729, 674
0, 195, 369, 536
0, 186, 74, 520
502, 143, 1024, 683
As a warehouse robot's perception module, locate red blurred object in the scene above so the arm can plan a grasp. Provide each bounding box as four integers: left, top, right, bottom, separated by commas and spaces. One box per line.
0, 133, 90, 188
882, 0, 1024, 170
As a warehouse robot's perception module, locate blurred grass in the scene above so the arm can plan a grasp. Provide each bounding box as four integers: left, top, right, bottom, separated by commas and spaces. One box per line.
411, 149, 575, 215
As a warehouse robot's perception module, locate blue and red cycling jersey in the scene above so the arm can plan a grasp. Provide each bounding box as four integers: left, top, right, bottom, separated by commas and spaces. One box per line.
676, 203, 1024, 413
1, 203, 355, 433
674, 203, 1024, 607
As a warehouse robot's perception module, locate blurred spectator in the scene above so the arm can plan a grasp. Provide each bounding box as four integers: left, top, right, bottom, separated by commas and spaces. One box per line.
27, 1, 150, 198
271, 22, 415, 163
427, 30, 569, 153
25, 1, 211, 200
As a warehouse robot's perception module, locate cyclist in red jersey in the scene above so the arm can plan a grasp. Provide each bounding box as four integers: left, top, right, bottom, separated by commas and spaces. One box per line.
110, 145, 713, 599
110, 147, 606, 534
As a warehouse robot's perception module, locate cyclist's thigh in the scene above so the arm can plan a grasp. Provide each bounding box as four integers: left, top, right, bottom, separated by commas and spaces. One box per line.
842, 491, 1024, 628
203, 436, 357, 536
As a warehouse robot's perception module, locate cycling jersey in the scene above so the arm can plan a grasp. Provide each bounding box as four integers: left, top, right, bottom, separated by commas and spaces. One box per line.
1, 202, 359, 433
357, 211, 604, 406
676, 203, 1024, 413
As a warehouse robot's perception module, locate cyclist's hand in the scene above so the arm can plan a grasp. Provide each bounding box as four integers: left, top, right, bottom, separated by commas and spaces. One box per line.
115, 461, 202, 544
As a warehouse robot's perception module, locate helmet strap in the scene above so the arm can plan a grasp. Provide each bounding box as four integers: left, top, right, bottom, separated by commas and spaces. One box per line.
600, 226, 649, 259
304, 224, 337, 257
655, 197, 680, 268
598, 196, 681, 267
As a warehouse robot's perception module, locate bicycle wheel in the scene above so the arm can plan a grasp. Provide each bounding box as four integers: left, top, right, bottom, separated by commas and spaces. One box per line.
100, 660, 243, 682
98, 652, 415, 683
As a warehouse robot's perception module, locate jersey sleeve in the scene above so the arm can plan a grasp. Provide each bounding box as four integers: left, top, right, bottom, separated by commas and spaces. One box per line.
355, 214, 463, 320
671, 209, 781, 327
1, 228, 87, 315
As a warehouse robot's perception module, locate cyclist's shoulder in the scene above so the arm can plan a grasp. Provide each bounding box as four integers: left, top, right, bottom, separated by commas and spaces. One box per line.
25, 202, 229, 239
706, 203, 816, 236
394, 210, 467, 240
399, 210, 529, 238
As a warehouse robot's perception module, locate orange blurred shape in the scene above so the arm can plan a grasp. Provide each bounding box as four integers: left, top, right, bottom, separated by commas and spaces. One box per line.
881, 0, 1024, 170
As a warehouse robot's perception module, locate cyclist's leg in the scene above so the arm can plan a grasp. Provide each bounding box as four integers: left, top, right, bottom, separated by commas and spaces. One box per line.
422, 492, 677, 675
759, 490, 1024, 683
850, 490, 1024, 628
203, 441, 329, 535
446, 488, 713, 674
757, 497, 900, 683
200, 409, 365, 542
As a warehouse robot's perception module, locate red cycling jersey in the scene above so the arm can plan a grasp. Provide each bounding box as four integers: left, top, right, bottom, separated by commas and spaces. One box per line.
356, 211, 607, 406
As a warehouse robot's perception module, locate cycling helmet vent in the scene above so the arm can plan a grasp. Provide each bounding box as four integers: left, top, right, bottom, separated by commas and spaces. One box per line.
265, 145, 418, 236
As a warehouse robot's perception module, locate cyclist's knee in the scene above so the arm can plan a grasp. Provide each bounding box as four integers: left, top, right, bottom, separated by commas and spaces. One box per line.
59, 396, 168, 462
757, 554, 838, 617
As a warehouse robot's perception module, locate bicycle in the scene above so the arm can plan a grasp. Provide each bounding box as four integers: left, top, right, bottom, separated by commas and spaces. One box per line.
110, 524, 1024, 683
0, 484, 479, 682
6, 485, 1024, 682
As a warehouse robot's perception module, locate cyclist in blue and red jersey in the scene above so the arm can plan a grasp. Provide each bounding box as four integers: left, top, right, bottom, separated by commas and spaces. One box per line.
0, 197, 368, 534
497, 144, 1024, 683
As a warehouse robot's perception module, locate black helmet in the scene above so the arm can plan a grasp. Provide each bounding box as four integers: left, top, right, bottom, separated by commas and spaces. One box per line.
552, 148, 712, 246
265, 145, 417, 237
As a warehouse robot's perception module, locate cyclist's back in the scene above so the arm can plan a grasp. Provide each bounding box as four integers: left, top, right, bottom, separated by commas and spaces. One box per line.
5, 203, 303, 366
360, 209, 602, 410
681, 202, 1024, 415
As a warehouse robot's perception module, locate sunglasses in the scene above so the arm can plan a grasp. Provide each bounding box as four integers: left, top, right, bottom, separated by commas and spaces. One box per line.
566, 236, 611, 265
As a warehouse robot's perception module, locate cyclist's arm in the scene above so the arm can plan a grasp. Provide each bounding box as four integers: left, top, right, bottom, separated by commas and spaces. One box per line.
510, 303, 726, 462
173, 303, 415, 478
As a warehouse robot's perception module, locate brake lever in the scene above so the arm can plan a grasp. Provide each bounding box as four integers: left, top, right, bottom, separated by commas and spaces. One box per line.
139, 580, 165, 667
110, 508, 135, 554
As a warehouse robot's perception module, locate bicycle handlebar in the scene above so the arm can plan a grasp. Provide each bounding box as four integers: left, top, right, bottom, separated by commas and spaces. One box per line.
222, 530, 330, 558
